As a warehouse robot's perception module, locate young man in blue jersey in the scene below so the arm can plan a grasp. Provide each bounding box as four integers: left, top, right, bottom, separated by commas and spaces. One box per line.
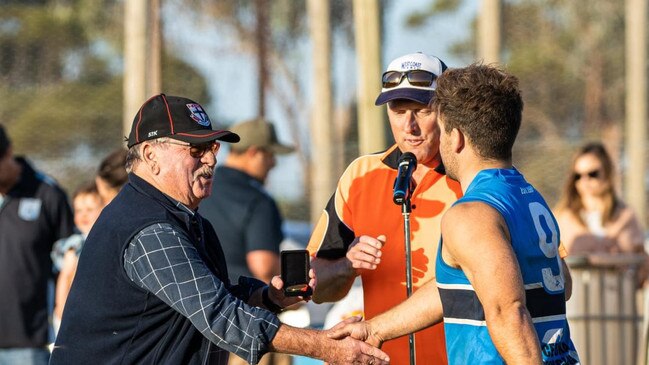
329, 64, 580, 364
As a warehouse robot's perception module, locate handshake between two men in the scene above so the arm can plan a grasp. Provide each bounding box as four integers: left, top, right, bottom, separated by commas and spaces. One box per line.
264, 268, 391, 365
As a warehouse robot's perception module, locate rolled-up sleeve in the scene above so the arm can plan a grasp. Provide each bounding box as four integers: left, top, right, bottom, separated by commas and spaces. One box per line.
123, 223, 280, 364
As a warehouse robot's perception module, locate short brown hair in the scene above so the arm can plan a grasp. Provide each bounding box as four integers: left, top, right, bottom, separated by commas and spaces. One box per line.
432, 63, 523, 161
73, 180, 100, 201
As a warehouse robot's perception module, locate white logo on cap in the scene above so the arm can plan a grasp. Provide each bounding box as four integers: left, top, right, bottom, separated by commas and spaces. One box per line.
148, 131, 158, 137
186, 103, 211, 127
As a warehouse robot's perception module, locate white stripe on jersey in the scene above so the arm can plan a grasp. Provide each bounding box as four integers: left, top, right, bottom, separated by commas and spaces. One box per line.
443, 317, 487, 326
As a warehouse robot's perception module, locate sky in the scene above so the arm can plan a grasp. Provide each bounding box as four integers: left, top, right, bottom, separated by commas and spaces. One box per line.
164, 0, 477, 201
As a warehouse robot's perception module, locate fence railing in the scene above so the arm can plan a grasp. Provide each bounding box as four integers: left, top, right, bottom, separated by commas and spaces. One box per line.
565, 253, 646, 365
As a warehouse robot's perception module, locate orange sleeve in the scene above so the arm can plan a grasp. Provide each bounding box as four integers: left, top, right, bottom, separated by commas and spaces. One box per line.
558, 241, 568, 258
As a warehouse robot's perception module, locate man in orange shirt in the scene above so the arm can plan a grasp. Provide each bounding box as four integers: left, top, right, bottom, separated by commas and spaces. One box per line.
307, 52, 462, 364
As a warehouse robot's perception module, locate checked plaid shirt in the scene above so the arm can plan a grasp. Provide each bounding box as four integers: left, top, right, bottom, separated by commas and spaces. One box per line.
123, 202, 280, 364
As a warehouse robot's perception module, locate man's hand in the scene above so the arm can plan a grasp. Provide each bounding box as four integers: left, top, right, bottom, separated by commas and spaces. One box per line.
321, 332, 389, 365
267, 268, 316, 308
327, 316, 384, 348
346, 235, 386, 273
270, 324, 390, 365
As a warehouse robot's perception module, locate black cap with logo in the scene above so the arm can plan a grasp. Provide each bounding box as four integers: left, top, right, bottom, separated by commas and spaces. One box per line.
127, 94, 240, 148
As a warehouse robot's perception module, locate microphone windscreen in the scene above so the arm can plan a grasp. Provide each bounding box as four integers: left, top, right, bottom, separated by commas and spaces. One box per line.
399, 152, 417, 170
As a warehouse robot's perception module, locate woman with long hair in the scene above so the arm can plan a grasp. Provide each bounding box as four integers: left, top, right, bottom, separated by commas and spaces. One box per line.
555, 142, 645, 258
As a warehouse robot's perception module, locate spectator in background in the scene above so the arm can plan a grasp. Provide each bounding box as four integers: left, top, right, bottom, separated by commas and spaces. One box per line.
555, 142, 645, 255
555, 142, 647, 284
199, 119, 295, 365
200, 118, 294, 285
95, 148, 128, 205
52, 149, 127, 335
51, 181, 103, 334
0, 124, 74, 365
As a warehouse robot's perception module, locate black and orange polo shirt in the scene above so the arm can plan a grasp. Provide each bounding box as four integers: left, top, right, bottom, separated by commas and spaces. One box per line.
307, 144, 462, 365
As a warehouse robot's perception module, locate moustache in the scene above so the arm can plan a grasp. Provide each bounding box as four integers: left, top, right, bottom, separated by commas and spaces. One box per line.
193, 166, 214, 181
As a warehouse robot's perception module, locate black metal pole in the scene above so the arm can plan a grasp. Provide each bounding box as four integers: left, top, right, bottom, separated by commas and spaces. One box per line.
402, 198, 416, 365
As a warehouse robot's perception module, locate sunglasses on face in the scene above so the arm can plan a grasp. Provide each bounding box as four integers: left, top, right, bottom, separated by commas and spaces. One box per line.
574, 169, 602, 181
165, 140, 221, 158
382, 70, 437, 89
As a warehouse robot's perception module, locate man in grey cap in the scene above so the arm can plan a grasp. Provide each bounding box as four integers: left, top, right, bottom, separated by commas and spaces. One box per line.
200, 119, 293, 284
200, 118, 294, 365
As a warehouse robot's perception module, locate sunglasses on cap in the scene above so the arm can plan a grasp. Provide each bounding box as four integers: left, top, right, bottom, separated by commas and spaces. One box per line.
382, 70, 437, 89
164, 140, 221, 159
574, 169, 602, 181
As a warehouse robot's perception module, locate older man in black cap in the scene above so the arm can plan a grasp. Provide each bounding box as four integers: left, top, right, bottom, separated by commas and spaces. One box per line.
50, 94, 389, 365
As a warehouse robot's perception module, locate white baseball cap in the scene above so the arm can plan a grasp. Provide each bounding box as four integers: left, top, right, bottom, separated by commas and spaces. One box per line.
375, 52, 448, 106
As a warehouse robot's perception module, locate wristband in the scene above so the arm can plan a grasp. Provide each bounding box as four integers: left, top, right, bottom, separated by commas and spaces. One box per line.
262, 286, 283, 314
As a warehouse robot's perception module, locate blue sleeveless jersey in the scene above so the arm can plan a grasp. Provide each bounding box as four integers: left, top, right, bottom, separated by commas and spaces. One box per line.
436, 168, 580, 364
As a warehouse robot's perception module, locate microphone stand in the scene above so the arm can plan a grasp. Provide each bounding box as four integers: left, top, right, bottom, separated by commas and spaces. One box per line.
401, 195, 416, 365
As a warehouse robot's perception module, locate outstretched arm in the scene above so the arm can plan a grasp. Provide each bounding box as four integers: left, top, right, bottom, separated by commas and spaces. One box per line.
252, 270, 390, 364
328, 278, 443, 346
270, 324, 390, 365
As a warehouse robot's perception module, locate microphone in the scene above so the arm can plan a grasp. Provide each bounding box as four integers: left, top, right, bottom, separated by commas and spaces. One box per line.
393, 152, 417, 205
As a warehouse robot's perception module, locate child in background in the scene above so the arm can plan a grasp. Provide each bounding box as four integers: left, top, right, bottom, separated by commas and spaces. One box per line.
51, 181, 103, 333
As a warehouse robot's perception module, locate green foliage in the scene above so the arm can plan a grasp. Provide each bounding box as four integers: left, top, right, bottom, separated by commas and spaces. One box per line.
3, 79, 123, 156
0, 5, 86, 86
0, 0, 211, 169
405, 0, 461, 27
406, 0, 626, 142
403, 0, 630, 205
162, 54, 210, 104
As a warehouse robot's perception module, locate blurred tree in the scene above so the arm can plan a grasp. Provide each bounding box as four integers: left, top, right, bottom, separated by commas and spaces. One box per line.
404, 0, 628, 205
405, 0, 624, 142
181, 0, 365, 220
0, 0, 210, 161
0, 4, 85, 86
184, 0, 358, 137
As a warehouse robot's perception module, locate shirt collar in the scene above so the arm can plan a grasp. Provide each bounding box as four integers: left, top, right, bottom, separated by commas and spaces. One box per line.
128, 172, 195, 218
379, 144, 447, 175
379, 144, 402, 169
